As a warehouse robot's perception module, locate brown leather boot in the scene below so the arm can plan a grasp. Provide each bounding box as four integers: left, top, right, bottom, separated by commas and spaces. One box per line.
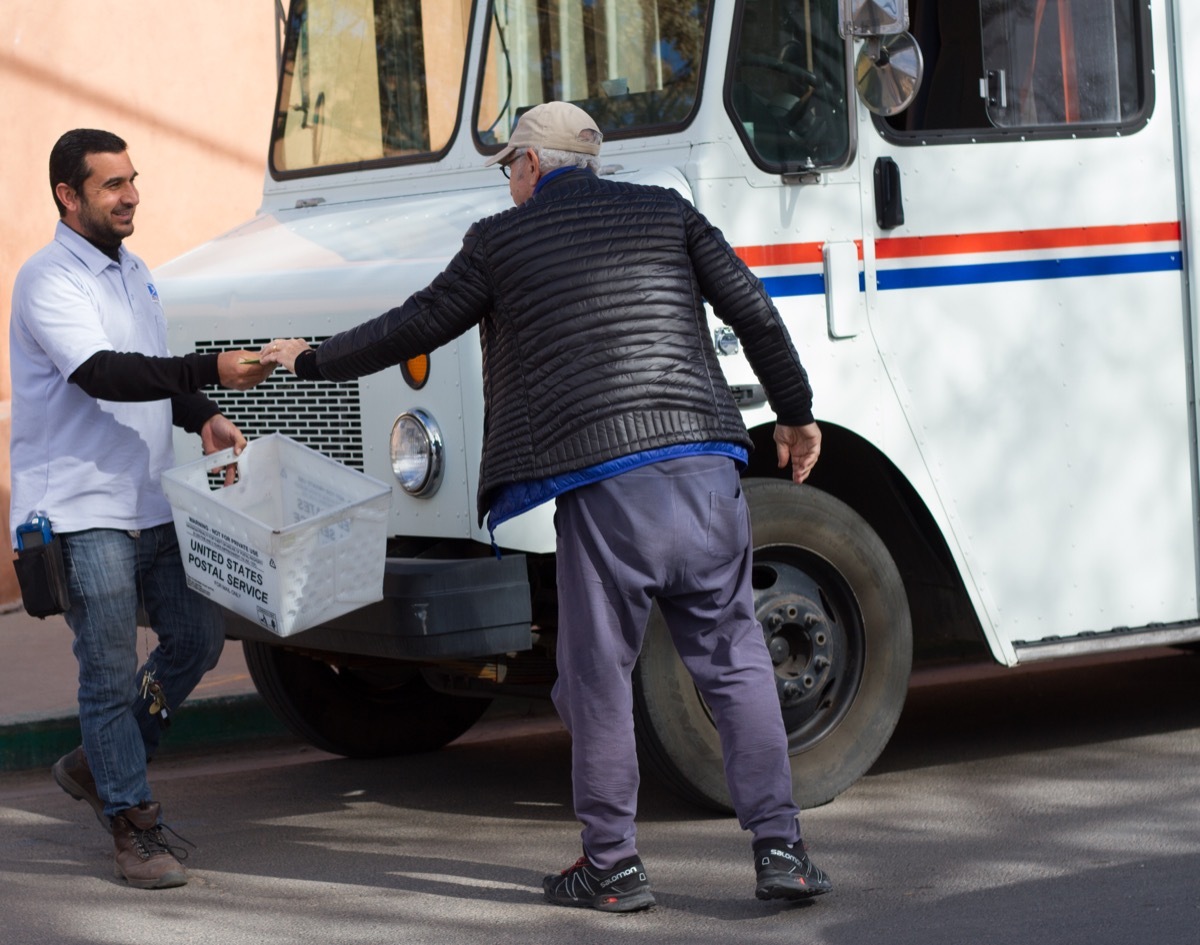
52, 747, 110, 832
111, 801, 189, 889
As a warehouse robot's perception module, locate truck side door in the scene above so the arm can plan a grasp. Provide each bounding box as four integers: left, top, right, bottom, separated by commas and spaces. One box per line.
858, 0, 1195, 652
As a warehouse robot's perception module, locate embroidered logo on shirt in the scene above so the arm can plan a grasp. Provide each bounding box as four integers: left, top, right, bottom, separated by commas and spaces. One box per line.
146, 282, 161, 305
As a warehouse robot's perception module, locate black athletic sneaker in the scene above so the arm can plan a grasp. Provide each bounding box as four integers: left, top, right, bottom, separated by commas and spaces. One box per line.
542, 854, 656, 912
753, 838, 832, 901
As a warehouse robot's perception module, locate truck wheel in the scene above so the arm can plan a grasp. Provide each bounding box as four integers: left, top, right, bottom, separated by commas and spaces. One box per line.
633, 479, 912, 810
242, 641, 491, 756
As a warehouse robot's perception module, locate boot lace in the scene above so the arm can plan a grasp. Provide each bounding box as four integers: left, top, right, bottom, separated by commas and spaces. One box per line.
129, 821, 195, 862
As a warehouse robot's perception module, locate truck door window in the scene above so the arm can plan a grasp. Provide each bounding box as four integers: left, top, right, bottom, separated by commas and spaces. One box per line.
725, 0, 852, 171
475, 0, 712, 147
883, 0, 1150, 141
271, 0, 472, 176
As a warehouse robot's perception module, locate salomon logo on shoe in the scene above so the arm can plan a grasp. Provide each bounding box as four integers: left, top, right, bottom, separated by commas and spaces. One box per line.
761, 847, 804, 869
543, 854, 656, 912
753, 839, 832, 902
600, 864, 644, 888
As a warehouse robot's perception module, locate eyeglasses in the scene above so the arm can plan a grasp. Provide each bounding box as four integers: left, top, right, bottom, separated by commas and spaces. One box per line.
500, 150, 526, 179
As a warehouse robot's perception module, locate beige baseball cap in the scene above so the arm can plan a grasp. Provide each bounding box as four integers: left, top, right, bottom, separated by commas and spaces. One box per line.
483, 101, 603, 167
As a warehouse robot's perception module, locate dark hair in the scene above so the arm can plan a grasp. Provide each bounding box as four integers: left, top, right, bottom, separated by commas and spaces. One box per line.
49, 129, 128, 217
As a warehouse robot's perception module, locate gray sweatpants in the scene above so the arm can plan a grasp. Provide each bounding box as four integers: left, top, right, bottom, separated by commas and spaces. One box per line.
552, 454, 801, 869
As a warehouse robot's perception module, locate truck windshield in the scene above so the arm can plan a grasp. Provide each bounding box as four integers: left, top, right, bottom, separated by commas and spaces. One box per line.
475, 0, 713, 147
271, 0, 472, 175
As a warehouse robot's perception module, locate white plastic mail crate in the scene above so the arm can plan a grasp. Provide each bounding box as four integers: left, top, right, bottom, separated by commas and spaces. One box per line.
161, 433, 392, 637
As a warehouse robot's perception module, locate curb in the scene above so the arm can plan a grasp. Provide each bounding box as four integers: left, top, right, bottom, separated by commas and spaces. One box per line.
0, 693, 290, 773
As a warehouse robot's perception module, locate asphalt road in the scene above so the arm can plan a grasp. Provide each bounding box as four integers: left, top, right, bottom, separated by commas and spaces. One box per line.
1, 648, 1198, 945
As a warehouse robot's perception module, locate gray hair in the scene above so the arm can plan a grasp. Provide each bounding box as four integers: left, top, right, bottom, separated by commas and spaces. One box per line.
534, 147, 601, 173
534, 128, 602, 174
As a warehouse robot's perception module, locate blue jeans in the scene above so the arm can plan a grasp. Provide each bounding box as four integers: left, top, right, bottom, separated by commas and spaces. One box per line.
60, 525, 224, 818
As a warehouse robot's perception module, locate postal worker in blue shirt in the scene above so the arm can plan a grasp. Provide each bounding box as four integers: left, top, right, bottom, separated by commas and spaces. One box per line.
9, 128, 273, 889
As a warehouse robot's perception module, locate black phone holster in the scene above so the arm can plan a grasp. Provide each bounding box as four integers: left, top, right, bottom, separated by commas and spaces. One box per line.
13, 537, 71, 618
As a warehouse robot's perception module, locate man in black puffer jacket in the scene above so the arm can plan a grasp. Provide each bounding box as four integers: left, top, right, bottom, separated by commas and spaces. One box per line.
264, 101, 829, 911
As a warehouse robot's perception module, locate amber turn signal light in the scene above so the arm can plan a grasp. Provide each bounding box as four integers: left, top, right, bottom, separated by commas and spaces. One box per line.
401, 354, 429, 389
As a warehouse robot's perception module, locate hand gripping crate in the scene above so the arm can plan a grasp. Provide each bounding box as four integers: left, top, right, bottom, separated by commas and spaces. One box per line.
162, 433, 391, 637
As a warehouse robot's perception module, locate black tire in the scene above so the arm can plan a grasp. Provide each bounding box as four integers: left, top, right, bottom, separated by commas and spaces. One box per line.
633, 479, 912, 811
242, 640, 491, 757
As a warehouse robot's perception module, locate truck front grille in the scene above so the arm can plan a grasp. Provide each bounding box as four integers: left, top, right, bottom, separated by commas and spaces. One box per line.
193, 337, 364, 471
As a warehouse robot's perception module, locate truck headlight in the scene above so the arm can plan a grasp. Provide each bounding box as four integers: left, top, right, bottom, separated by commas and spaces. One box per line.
390, 409, 444, 496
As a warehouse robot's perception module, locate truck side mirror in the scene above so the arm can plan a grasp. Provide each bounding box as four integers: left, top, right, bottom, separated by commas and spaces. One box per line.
839, 0, 908, 37
855, 33, 924, 116
840, 0, 924, 116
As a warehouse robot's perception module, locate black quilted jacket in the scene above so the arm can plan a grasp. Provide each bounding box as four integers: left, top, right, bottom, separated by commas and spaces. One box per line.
307, 170, 814, 524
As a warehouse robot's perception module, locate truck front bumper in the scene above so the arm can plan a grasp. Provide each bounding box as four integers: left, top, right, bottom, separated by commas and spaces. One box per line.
224, 554, 533, 660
